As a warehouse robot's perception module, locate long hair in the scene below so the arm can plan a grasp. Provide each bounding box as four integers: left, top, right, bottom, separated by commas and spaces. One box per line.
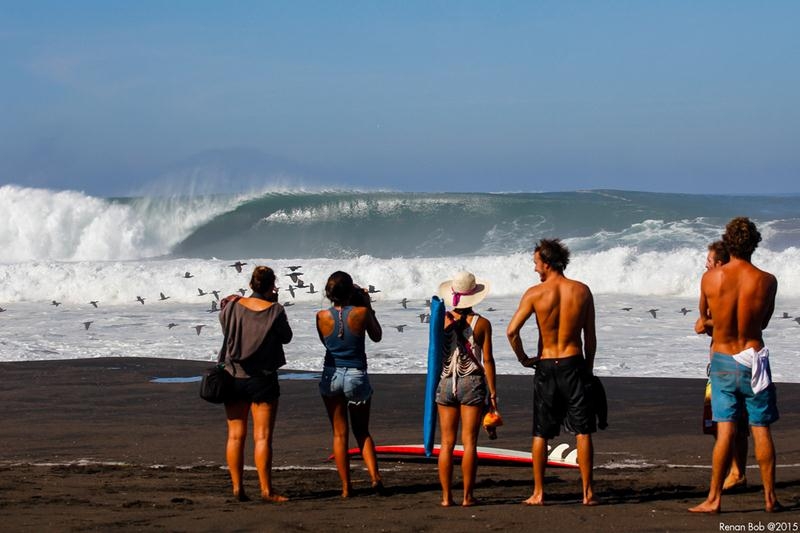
325, 271, 354, 306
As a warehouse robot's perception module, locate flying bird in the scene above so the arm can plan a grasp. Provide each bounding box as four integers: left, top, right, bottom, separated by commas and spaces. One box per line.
283, 301, 295, 307
308, 283, 317, 294
399, 298, 408, 309
238, 288, 247, 296
197, 288, 207, 296
425, 299, 431, 307
136, 296, 146, 305
392, 325, 408, 332
211, 290, 220, 301
287, 285, 296, 298
648, 309, 659, 319
621, 307, 632, 311
794, 317, 800, 325
679, 307, 692, 315
51, 300, 61, 307
779, 312, 792, 319
286, 272, 304, 284
208, 301, 218, 313
89, 301, 99, 308
0, 307, 6, 313
368, 285, 381, 294
159, 292, 170, 301
419, 313, 430, 323
286, 265, 303, 271
183, 272, 193, 279
486, 307, 496, 312
295, 279, 306, 288
230, 261, 248, 273
83, 321, 93, 330
194, 325, 205, 335
167, 322, 178, 329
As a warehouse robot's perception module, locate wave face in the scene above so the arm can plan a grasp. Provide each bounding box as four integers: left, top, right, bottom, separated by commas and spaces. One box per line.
175, 189, 800, 259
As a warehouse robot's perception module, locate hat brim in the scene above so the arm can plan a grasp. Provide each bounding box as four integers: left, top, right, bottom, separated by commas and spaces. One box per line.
437, 278, 491, 308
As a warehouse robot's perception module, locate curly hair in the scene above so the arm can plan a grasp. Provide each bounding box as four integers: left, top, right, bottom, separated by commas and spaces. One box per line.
722, 217, 761, 260
707, 240, 730, 265
249, 266, 276, 294
535, 238, 570, 272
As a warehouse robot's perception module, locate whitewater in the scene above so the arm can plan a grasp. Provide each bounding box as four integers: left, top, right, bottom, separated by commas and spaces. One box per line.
1, 185, 798, 381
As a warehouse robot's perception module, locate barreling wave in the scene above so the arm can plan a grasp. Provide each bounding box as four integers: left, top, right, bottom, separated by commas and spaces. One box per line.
2, 185, 799, 262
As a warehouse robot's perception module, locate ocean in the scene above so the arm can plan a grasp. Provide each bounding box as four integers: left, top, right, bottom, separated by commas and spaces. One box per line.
1, 185, 798, 381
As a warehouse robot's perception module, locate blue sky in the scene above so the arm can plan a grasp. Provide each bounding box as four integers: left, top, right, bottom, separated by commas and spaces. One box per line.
1, 1, 798, 196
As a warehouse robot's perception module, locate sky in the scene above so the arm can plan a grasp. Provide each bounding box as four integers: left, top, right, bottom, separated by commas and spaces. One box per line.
1, 1, 798, 196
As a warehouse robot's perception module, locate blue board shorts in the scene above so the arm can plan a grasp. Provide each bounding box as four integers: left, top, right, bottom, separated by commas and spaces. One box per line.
319, 366, 373, 405
710, 352, 779, 426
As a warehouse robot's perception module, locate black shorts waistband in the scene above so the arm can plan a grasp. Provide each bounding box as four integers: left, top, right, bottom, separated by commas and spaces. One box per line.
536, 354, 584, 369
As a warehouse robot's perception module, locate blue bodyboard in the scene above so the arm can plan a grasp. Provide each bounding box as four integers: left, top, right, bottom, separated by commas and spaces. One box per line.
423, 295, 446, 457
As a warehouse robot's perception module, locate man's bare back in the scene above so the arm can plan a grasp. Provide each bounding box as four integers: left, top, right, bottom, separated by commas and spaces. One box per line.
700, 258, 777, 355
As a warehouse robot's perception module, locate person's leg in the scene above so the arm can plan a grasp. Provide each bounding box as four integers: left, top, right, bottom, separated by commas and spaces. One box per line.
724, 417, 749, 490
689, 421, 735, 513
459, 404, 482, 506
224, 401, 251, 501
437, 404, 459, 506
349, 399, 383, 490
322, 394, 352, 497
750, 425, 780, 512
251, 399, 287, 502
576, 433, 598, 505
524, 436, 548, 505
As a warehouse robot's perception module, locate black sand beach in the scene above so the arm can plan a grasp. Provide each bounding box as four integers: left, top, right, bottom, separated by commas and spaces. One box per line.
1, 358, 798, 532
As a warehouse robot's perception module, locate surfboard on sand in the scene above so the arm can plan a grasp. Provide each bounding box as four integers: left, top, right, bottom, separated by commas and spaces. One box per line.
423, 295, 445, 457
342, 443, 579, 469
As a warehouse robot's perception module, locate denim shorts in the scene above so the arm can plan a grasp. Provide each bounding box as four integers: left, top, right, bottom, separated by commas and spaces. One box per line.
319, 366, 373, 404
710, 352, 779, 426
435, 374, 487, 407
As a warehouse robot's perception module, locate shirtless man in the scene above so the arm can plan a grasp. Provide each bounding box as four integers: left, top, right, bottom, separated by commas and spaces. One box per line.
690, 217, 780, 513
696, 240, 749, 491
506, 239, 598, 506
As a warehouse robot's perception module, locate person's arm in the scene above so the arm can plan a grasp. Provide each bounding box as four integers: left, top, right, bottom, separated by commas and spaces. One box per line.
762, 275, 778, 330
507, 290, 537, 367
364, 305, 382, 342
315, 310, 328, 346
478, 318, 498, 411
273, 307, 293, 344
582, 289, 596, 373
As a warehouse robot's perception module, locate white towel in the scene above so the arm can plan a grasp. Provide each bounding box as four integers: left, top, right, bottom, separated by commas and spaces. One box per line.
732, 346, 771, 395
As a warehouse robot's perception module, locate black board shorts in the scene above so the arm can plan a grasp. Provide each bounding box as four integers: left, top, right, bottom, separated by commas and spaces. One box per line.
533, 355, 596, 439
229, 371, 280, 404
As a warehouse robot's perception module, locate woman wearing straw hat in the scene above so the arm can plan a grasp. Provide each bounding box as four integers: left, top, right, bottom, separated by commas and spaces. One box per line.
436, 271, 498, 507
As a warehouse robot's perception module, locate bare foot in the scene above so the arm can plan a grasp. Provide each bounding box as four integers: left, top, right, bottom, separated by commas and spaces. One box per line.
523, 494, 544, 506
766, 501, 784, 513
233, 491, 250, 502
372, 480, 388, 496
462, 497, 478, 507
583, 497, 601, 506
688, 500, 720, 514
722, 475, 747, 491
261, 492, 289, 503
440, 498, 455, 507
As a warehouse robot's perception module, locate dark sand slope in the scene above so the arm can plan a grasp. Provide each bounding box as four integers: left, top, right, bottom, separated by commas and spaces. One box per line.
1, 358, 798, 531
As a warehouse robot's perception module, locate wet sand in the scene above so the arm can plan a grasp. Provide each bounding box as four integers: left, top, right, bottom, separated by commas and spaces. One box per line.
1, 357, 798, 531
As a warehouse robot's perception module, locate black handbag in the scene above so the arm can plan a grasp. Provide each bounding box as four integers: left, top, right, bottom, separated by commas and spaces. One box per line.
199, 364, 233, 404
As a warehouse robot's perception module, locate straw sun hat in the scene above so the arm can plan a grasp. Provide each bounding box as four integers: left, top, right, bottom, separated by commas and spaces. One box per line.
437, 271, 491, 309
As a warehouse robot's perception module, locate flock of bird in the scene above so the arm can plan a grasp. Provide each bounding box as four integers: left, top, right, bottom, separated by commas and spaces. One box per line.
618, 306, 800, 326
0, 263, 428, 335
3, 271, 800, 336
